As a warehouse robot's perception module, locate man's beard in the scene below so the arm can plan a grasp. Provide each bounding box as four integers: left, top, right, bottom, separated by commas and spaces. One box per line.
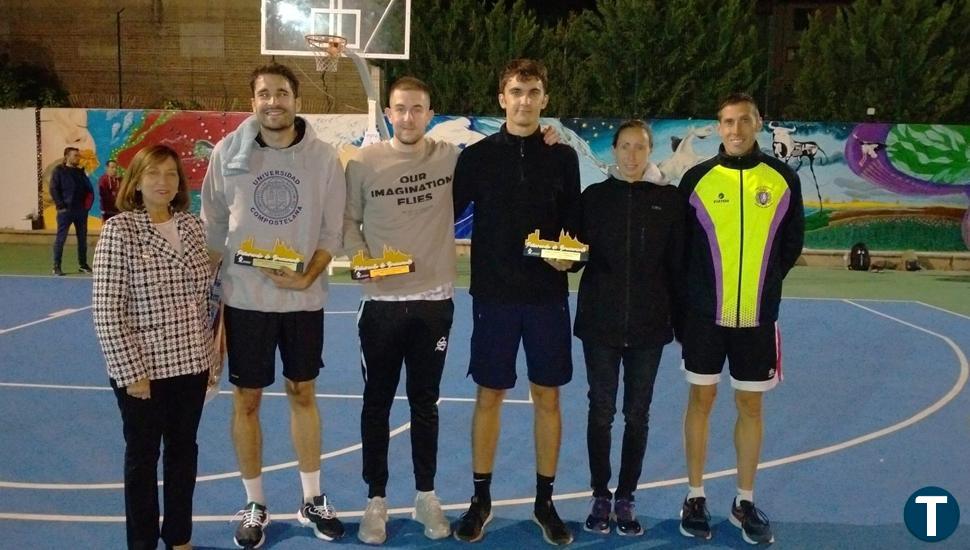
259, 111, 295, 132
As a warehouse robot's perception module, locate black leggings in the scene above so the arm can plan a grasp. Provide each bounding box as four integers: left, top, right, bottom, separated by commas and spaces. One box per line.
584, 343, 663, 501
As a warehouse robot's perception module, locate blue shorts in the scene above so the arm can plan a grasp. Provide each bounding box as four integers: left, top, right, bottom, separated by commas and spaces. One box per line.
468, 299, 573, 389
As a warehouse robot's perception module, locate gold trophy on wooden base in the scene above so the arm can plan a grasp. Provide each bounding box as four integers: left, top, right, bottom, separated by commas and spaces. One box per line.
351, 244, 415, 280
523, 229, 589, 262
233, 236, 305, 272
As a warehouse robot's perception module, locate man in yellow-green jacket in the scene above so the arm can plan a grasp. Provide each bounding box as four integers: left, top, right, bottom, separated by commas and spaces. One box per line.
676, 93, 804, 546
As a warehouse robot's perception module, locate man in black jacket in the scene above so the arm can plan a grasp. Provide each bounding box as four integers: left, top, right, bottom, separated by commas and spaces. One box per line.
452, 58, 580, 546
50, 147, 94, 276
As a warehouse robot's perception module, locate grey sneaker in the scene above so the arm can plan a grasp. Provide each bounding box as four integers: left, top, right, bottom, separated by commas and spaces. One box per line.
413, 491, 451, 539
358, 496, 388, 544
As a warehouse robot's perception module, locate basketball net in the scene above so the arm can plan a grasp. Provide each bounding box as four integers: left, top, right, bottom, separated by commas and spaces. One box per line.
305, 34, 347, 72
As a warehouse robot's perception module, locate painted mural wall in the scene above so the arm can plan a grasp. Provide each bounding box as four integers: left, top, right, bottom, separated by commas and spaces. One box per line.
37, 109, 970, 251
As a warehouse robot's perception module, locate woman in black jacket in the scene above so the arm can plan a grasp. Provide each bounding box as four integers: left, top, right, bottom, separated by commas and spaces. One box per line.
575, 120, 684, 537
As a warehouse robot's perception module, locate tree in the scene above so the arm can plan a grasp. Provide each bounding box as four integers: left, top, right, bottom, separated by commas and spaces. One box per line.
0, 54, 69, 108
538, 13, 598, 117
545, 0, 765, 118
789, 0, 970, 123
386, 0, 766, 118
386, 0, 540, 115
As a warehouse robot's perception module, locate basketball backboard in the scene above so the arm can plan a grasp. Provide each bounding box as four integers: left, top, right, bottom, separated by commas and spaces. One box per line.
261, 0, 411, 60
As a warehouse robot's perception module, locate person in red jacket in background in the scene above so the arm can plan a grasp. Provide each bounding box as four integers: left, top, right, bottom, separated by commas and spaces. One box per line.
98, 159, 122, 221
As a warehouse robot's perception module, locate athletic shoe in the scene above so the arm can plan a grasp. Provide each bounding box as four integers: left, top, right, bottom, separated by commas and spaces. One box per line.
231, 501, 269, 549
730, 498, 774, 545
583, 496, 611, 534
679, 496, 712, 539
413, 491, 451, 539
454, 496, 492, 542
52, 267, 64, 276
532, 499, 573, 546
358, 496, 388, 544
297, 494, 345, 541
78, 264, 93, 274
614, 498, 644, 536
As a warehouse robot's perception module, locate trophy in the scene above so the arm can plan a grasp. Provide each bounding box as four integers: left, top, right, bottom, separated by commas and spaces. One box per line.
234, 236, 305, 272
523, 229, 589, 262
351, 244, 415, 280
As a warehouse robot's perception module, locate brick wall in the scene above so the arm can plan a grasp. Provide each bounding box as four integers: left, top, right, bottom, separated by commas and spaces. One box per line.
0, 0, 372, 113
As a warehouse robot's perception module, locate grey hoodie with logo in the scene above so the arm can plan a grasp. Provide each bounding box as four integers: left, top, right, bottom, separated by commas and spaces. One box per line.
201, 116, 346, 312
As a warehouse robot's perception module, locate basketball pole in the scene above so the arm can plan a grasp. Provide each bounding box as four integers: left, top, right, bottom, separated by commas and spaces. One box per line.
344, 50, 390, 141
355, 0, 399, 141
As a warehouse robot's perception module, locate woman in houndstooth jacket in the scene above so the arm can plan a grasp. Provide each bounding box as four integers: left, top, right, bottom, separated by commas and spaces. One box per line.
92, 144, 216, 550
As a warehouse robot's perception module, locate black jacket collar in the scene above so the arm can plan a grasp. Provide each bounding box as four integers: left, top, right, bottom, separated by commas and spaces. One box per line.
605, 175, 657, 189
497, 123, 543, 145
717, 142, 764, 170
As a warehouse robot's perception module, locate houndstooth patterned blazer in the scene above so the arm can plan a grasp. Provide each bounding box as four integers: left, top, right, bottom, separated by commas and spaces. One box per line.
92, 210, 216, 387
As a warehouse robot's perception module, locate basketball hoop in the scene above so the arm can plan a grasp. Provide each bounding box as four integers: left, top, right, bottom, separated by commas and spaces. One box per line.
306, 34, 347, 72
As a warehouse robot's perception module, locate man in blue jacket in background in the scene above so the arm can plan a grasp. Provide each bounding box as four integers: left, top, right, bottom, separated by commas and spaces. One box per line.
50, 146, 94, 276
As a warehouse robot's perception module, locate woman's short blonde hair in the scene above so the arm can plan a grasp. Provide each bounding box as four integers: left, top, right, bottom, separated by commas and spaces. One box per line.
115, 145, 190, 213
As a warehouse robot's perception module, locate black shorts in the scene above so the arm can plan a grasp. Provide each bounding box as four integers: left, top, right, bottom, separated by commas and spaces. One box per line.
224, 305, 324, 388
468, 299, 573, 390
681, 315, 781, 392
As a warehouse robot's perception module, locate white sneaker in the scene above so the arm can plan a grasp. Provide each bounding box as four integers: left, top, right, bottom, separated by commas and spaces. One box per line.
412, 491, 451, 540
358, 496, 388, 544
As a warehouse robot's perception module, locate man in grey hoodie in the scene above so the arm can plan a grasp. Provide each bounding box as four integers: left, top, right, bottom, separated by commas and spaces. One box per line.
201, 63, 346, 548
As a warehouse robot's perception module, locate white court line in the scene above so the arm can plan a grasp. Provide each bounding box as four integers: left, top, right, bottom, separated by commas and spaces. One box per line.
0, 307, 91, 335
0, 386, 530, 490
2, 299, 966, 520
917, 301, 970, 322
785, 296, 914, 302
0, 274, 92, 279
0, 383, 531, 405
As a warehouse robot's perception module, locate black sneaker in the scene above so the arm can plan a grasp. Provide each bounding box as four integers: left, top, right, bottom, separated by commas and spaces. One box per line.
679, 496, 712, 539
231, 501, 269, 548
78, 264, 93, 274
533, 499, 573, 546
298, 494, 345, 541
52, 267, 64, 276
614, 498, 643, 536
454, 496, 492, 542
583, 496, 611, 534
730, 498, 774, 544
